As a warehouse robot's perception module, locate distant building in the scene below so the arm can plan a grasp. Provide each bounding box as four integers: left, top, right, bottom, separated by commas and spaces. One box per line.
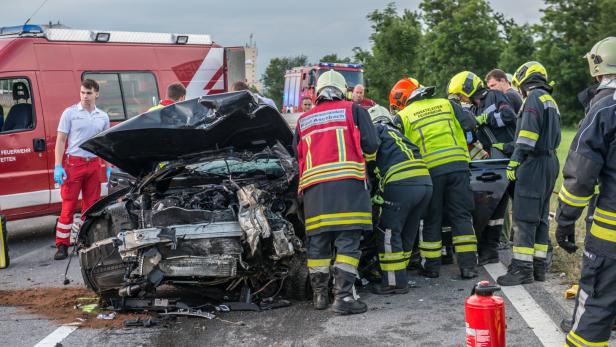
245, 34, 262, 92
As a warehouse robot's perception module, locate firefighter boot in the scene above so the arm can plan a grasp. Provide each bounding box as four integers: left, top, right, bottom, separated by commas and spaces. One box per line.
533, 258, 547, 282
497, 263, 533, 286
310, 272, 330, 310
331, 268, 367, 315
370, 282, 409, 295
54, 244, 68, 260
460, 266, 479, 279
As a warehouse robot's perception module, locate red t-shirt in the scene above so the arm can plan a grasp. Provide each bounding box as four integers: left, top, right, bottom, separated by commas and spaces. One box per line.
357, 98, 376, 109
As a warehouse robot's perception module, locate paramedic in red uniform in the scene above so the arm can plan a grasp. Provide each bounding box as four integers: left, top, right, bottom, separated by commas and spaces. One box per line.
53, 79, 110, 260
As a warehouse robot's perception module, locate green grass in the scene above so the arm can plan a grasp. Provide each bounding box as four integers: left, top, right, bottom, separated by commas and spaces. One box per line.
554, 128, 577, 191
549, 127, 584, 283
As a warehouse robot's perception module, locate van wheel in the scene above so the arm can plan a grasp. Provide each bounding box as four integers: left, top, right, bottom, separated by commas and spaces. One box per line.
284, 252, 312, 301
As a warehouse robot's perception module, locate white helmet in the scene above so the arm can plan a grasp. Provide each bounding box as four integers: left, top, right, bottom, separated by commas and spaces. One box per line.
316, 70, 347, 100
368, 105, 393, 124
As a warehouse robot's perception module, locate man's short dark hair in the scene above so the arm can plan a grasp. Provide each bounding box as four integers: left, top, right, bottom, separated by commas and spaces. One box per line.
167, 82, 186, 101
81, 79, 99, 92
232, 81, 249, 91
485, 69, 508, 82
301, 95, 312, 102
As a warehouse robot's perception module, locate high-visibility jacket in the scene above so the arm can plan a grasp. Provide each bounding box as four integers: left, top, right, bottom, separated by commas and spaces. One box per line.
147, 99, 175, 112
396, 97, 470, 176
296, 100, 367, 192
556, 87, 616, 258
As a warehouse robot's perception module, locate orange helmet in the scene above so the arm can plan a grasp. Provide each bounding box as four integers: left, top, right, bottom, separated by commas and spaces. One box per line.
389, 77, 420, 112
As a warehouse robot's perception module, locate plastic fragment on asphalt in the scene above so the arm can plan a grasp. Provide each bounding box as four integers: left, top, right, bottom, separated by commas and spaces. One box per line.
81, 304, 98, 313
565, 285, 579, 299
96, 312, 117, 320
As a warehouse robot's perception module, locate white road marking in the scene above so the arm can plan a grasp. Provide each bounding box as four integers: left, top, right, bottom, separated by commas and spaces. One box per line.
33, 325, 78, 347
484, 262, 564, 347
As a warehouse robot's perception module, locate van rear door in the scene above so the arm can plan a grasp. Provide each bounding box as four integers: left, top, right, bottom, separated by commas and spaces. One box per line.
0, 73, 50, 216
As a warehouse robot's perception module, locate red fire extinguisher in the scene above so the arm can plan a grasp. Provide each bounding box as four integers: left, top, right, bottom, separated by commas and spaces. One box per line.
465, 281, 505, 347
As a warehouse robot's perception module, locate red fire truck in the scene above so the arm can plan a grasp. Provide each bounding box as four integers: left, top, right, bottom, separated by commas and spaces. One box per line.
0, 24, 245, 221
282, 62, 364, 113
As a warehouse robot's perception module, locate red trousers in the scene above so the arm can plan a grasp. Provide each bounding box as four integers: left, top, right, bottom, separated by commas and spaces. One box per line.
55, 156, 102, 247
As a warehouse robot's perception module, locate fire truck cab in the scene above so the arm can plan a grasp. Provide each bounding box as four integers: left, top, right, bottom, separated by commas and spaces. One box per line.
0, 24, 245, 221
282, 62, 364, 113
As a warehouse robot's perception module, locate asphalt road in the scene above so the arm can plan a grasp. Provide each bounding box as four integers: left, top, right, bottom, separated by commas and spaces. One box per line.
2, 215, 607, 347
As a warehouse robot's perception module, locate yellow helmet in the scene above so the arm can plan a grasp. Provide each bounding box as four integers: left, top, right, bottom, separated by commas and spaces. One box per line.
585, 37, 616, 77
316, 70, 347, 96
512, 61, 548, 88
447, 71, 484, 98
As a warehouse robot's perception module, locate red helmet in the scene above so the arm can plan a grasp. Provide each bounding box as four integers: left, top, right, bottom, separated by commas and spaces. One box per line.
389, 77, 420, 112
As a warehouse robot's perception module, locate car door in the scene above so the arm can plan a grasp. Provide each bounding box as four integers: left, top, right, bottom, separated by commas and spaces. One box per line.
470, 159, 510, 235
0, 73, 50, 216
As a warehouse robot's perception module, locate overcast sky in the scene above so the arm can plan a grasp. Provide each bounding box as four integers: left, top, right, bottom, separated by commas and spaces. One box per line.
3, 0, 544, 78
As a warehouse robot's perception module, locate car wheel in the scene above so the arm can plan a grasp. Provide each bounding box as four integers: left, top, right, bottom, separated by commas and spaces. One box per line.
283, 252, 312, 301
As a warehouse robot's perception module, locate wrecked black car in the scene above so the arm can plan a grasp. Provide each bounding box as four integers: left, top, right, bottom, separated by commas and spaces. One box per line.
77, 91, 309, 303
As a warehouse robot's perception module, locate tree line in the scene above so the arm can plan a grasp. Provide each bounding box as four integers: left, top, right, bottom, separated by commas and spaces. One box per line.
262, 0, 616, 126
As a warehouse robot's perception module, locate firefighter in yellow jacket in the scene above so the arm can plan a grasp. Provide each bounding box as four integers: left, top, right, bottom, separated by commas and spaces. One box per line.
393, 84, 479, 279
293, 70, 378, 314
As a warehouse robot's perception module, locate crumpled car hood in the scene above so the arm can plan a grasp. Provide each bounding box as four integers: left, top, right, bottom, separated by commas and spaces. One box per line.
80, 91, 293, 177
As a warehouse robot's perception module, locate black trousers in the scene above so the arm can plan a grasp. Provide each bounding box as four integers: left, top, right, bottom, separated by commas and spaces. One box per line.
420, 171, 477, 271
377, 183, 432, 287
511, 155, 558, 268
479, 191, 509, 259
565, 250, 616, 346
306, 230, 362, 275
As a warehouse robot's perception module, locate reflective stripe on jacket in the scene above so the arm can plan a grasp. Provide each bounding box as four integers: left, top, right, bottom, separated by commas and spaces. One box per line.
296, 100, 366, 192
397, 98, 470, 170
556, 87, 616, 258
373, 123, 430, 190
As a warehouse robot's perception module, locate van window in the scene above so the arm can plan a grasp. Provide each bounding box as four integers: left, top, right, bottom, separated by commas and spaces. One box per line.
83, 72, 159, 121
84, 73, 125, 121
120, 73, 159, 118
0, 78, 35, 133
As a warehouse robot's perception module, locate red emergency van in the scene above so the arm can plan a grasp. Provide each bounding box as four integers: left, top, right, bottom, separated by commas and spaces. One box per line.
0, 24, 245, 221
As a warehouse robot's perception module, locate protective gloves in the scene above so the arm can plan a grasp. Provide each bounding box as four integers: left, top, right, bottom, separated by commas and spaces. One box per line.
475, 113, 489, 126
492, 143, 504, 151
506, 160, 519, 181
106, 166, 112, 182
54, 165, 67, 185
556, 224, 577, 254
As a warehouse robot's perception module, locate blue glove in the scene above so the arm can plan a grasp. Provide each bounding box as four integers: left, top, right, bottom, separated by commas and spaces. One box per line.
54, 165, 67, 185
106, 166, 112, 181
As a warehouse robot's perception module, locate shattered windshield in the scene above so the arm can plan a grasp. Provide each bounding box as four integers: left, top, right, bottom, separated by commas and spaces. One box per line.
185, 158, 285, 177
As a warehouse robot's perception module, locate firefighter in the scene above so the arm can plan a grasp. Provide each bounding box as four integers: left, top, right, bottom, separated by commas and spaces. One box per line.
148, 82, 186, 111
392, 81, 479, 279
496, 61, 561, 286
54, 79, 110, 260
366, 105, 432, 294
293, 70, 378, 314
555, 37, 616, 347
447, 71, 517, 265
